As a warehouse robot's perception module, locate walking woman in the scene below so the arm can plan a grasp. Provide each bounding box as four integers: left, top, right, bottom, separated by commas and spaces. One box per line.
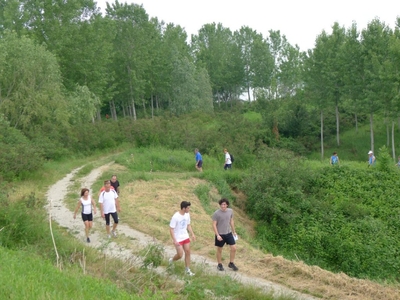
74, 188, 97, 243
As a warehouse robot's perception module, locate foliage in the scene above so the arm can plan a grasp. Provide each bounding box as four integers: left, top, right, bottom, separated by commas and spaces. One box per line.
0, 116, 44, 179
241, 152, 400, 281
140, 242, 164, 269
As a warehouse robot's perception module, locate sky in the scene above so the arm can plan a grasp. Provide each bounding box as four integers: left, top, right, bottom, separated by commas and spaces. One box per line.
96, 0, 400, 51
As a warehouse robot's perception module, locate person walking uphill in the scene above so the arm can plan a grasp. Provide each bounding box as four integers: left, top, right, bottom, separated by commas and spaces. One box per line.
99, 180, 121, 238
212, 198, 239, 271
194, 148, 203, 172
169, 201, 196, 276
330, 152, 340, 166
368, 150, 376, 167
223, 149, 232, 170
73, 188, 97, 243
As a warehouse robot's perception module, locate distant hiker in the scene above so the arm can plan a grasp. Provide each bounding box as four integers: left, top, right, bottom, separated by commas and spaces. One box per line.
99, 180, 120, 238
169, 201, 196, 276
395, 156, 400, 168
73, 188, 97, 243
194, 148, 203, 172
110, 174, 120, 195
368, 150, 376, 167
223, 148, 232, 170
212, 198, 239, 272
330, 152, 340, 166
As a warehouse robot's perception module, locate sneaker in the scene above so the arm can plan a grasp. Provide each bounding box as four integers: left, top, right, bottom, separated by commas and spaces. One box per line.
108, 234, 111, 239
186, 269, 195, 276
228, 262, 238, 271
86, 237, 90, 243
217, 263, 224, 271
112, 230, 117, 237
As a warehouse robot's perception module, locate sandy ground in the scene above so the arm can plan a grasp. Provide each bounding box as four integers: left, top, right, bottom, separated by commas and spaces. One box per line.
45, 163, 316, 300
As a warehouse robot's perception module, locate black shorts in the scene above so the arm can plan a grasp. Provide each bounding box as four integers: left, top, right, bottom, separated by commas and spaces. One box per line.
224, 164, 232, 170
104, 212, 119, 226
197, 160, 203, 167
215, 232, 236, 247
82, 213, 93, 222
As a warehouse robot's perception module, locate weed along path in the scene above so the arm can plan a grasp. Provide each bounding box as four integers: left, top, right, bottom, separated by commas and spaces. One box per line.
46, 163, 400, 300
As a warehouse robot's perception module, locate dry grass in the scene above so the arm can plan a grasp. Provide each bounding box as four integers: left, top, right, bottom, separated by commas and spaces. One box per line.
120, 173, 400, 300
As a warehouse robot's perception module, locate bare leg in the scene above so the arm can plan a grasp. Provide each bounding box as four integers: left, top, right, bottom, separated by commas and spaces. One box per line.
229, 244, 237, 262
173, 244, 184, 261
183, 243, 191, 268
216, 246, 223, 264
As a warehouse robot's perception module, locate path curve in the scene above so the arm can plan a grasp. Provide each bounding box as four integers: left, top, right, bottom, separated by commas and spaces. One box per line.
46, 163, 316, 300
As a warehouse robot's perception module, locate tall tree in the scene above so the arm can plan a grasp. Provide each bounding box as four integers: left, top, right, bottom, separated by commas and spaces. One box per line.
192, 23, 244, 106
361, 19, 392, 153
341, 23, 364, 134
304, 31, 331, 159
106, 1, 152, 120
0, 33, 68, 132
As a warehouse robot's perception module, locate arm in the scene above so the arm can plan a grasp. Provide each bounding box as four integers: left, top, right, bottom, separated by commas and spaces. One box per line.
169, 227, 179, 246
213, 220, 223, 241
115, 197, 121, 212
100, 203, 104, 218
91, 198, 97, 214
187, 224, 196, 241
230, 217, 237, 236
73, 200, 81, 219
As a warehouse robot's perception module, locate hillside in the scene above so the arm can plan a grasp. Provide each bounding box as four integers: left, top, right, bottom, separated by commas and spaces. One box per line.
57, 161, 400, 300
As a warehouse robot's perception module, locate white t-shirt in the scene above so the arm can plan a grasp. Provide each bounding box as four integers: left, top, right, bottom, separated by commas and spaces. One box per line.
98, 190, 118, 214
169, 212, 190, 242
225, 152, 232, 164
80, 196, 93, 214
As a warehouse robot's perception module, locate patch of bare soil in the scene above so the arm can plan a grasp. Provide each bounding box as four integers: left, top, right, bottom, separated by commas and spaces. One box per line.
46, 164, 400, 300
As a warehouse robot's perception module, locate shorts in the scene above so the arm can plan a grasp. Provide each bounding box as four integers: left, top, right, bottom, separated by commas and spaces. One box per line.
82, 213, 93, 222
104, 212, 119, 226
178, 238, 191, 246
224, 164, 232, 170
197, 160, 203, 167
215, 232, 236, 247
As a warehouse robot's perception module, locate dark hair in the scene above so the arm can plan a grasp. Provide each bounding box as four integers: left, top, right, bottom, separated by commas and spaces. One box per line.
180, 201, 191, 209
80, 188, 89, 197
333, 152, 337, 155
218, 198, 230, 206
104, 180, 110, 185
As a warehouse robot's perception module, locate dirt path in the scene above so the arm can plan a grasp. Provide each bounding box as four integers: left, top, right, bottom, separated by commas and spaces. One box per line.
46, 163, 316, 300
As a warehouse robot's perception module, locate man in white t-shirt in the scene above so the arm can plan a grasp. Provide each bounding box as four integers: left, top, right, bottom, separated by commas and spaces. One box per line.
169, 201, 196, 276
99, 180, 121, 238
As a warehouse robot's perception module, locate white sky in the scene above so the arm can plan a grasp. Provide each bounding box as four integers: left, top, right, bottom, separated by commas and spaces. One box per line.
96, 0, 400, 51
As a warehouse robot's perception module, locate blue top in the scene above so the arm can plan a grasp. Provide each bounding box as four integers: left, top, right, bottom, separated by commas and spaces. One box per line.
331, 155, 338, 165
195, 152, 202, 162
369, 155, 376, 165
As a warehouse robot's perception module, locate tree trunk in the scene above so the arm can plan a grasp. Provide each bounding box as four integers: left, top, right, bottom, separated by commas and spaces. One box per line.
370, 112, 374, 153
336, 104, 340, 146
355, 113, 358, 133
392, 121, 396, 161
131, 99, 137, 120
151, 94, 154, 119
321, 110, 324, 160
386, 123, 390, 147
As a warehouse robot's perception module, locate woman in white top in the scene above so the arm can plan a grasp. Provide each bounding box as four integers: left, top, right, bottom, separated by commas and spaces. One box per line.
73, 188, 97, 243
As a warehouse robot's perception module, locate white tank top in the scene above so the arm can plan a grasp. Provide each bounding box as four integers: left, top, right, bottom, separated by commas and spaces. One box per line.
80, 196, 92, 214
